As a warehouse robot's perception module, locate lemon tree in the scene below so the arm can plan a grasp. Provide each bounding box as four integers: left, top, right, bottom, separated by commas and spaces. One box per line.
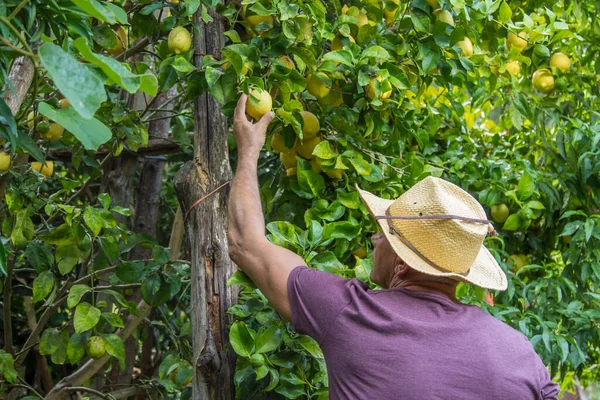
0, 0, 598, 399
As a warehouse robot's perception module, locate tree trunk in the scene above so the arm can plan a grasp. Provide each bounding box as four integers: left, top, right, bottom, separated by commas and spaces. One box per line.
173, 5, 236, 400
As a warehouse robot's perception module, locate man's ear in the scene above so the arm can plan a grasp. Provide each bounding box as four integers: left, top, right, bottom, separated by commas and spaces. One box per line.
393, 257, 410, 277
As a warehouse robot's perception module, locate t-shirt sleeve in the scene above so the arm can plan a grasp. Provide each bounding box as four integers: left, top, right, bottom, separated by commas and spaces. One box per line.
287, 266, 356, 344
540, 372, 559, 400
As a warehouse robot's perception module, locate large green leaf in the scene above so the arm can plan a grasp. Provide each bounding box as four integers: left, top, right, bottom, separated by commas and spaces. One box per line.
74, 302, 101, 334
103, 333, 125, 369
255, 326, 283, 354
32, 271, 55, 303
229, 321, 254, 357
39, 328, 61, 355
67, 284, 92, 308
0, 350, 17, 383
71, 0, 123, 24
38, 103, 111, 151
115, 261, 147, 283
38, 43, 106, 119
73, 38, 158, 96
56, 243, 81, 275
67, 333, 86, 364
11, 209, 33, 248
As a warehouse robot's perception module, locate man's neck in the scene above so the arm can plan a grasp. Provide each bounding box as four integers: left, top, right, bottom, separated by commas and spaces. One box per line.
390, 279, 458, 301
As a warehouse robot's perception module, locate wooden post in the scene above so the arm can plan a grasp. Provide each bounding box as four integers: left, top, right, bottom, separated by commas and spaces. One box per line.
173, 5, 236, 399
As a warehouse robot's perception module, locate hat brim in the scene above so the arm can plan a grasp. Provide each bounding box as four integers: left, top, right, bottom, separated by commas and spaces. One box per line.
357, 186, 508, 291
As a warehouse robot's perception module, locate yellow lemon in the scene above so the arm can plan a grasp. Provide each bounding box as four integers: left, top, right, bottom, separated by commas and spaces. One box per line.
280, 151, 297, 169
59, 99, 71, 108
366, 76, 392, 100
300, 111, 320, 139
331, 35, 355, 51
108, 25, 128, 55
31, 161, 54, 177
506, 31, 527, 52
168, 26, 192, 55
457, 37, 473, 57
508, 254, 529, 272
426, 0, 440, 8
242, 6, 274, 27
310, 158, 322, 173
286, 167, 297, 176
306, 74, 330, 99
40, 123, 64, 141
296, 137, 321, 159
384, 0, 400, 24
434, 9, 454, 26
549, 52, 571, 72
532, 69, 554, 94
270, 131, 293, 153
505, 60, 520, 76
0, 151, 11, 171
27, 111, 36, 129
352, 247, 367, 259
277, 55, 295, 69
326, 169, 343, 180
245, 89, 272, 121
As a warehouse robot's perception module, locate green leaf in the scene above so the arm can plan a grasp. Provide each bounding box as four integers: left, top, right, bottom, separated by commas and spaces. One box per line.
56, 243, 81, 275
275, 381, 306, 399
419, 43, 441, 75
11, 209, 34, 248
71, 0, 118, 24
229, 321, 254, 357
67, 333, 86, 364
297, 168, 326, 198
102, 312, 124, 328
33, 271, 55, 303
0, 98, 17, 154
517, 172, 535, 200
0, 350, 18, 383
296, 336, 323, 358
0, 240, 7, 277
498, 1, 512, 23
323, 221, 360, 240
502, 214, 521, 231
74, 302, 102, 334
533, 44, 550, 58
38, 43, 106, 119
73, 38, 158, 96
39, 328, 61, 355
227, 270, 256, 288
153, 246, 171, 265
115, 261, 147, 283
82, 206, 116, 236
51, 330, 70, 365
255, 326, 283, 354
67, 284, 92, 308
26, 241, 54, 273
361, 46, 391, 61
140, 274, 171, 306
40, 224, 74, 246
103, 333, 126, 369
313, 141, 336, 159
38, 103, 111, 151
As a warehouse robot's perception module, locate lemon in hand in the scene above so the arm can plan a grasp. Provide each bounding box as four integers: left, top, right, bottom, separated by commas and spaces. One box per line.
245, 89, 272, 121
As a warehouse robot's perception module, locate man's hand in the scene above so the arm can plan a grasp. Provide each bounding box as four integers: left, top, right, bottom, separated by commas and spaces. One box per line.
233, 93, 275, 159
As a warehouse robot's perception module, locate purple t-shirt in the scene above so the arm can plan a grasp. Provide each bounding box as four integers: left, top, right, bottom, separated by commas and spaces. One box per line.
287, 266, 559, 400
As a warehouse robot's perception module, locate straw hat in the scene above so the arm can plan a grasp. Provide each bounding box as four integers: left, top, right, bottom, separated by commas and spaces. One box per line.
357, 177, 507, 291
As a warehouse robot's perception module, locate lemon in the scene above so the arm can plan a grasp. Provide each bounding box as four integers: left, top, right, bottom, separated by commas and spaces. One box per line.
532, 69, 554, 94
384, 0, 400, 24
306, 74, 330, 99
245, 89, 272, 121
85, 336, 106, 359
31, 161, 54, 177
41, 123, 64, 141
310, 158, 322, 173
242, 6, 274, 27
331, 35, 355, 51
506, 31, 527, 53
286, 167, 297, 176
366, 76, 392, 100
27, 111, 36, 129
326, 169, 343, 180
549, 52, 571, 72
434, 10, 454, 26
457, 37, 473, 57
36, 121, 50, 134
300, 111, 320, 139
296, 137, 321, 159
270, 131, 293, 153
508, 254, 529, 272
59, 99, 71, 108
491, 204, 509, 223
352, 247, 367, 259
505, 60, 520, 76
0, 151, 11, 171
168, 26, 192, 55
277, 56, 295, 69
426, 0, 440, 8
280, 151, 297, 169
108, 25, 128, 55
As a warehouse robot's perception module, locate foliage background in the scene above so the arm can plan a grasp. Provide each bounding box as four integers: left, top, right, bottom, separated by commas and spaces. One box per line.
0, 0, 598, 398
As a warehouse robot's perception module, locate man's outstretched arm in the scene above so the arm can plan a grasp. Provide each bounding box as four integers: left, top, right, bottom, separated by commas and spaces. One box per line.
227, 93, 307, 322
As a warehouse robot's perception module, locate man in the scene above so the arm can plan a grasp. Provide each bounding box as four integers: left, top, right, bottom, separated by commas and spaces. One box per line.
227, 94, 559, 399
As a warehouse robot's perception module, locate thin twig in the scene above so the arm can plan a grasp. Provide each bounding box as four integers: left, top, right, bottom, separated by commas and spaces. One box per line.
8, 0, 29, 20
64, 386, 114, 400
0, 35, 33, 57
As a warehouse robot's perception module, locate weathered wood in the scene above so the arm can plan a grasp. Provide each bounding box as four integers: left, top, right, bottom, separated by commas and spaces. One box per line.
1, 56, 35, 115
173, 5, 237, 399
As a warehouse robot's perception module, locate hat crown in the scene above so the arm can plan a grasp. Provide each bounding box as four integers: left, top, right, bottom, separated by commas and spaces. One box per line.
388, 177, 489, 274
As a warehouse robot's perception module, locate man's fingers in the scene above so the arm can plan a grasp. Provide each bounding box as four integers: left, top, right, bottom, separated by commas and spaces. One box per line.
256, 111, 275, 130
234, 94, 248, 122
